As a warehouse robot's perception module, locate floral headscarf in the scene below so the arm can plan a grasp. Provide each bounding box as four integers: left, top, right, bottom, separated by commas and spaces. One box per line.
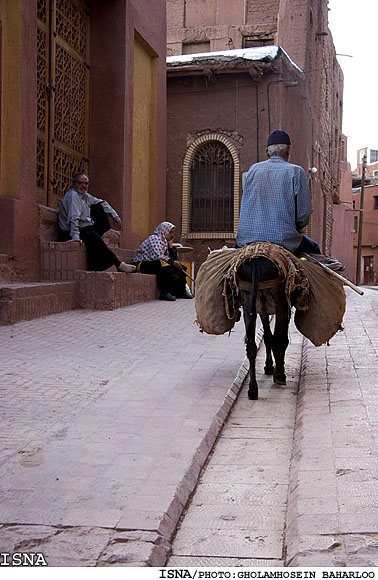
134, 221, 175, 263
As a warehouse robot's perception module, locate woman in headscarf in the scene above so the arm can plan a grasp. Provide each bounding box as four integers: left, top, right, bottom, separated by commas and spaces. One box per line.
133, 222, 193, 301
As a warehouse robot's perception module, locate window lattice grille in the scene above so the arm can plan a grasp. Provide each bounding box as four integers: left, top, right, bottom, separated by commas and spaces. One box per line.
37, 0, 47, 24
36, 0, 89, 207
53, 147, 83, 198
56, 0, 88, 59
37, 27, 47, 134
54, 44, 87, 152
36, 138, 46, 191
190, 141, 234, 232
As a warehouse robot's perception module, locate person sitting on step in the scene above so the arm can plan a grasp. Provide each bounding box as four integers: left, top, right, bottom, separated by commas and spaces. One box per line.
133, 222, 193, 301
58, 172, 135, 273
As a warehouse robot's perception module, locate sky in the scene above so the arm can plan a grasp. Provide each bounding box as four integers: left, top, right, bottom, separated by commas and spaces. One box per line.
328, 0, 378, 169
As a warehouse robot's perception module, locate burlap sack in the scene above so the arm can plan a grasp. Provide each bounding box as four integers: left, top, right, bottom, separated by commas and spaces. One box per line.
195, 244, 346, 345
195, 249, 240, 335
294, 260, 346, 346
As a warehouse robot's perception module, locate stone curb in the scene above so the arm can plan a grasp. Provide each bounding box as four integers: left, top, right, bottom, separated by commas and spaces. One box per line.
135, 328, 266, 567
285, 338, 346, 567
152, 356, 251, 566
94, 354, 251, 567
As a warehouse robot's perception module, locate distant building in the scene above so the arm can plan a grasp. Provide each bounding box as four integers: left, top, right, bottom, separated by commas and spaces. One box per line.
352, 148, 378, 285
166, 0, 353, 275
331, 135, 354, 281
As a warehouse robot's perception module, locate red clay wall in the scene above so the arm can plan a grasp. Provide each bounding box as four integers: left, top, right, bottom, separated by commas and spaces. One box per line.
331, 157, 354, 281
352, 183, 378, 284
0, 0, 167, 282
89, 0, 167, 251
0, 1, 40, 281
167, 0, 347, 259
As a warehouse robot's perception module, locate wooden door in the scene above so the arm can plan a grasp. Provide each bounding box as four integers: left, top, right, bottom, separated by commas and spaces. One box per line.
37, 0, 90, 208
363, 255, 374, 285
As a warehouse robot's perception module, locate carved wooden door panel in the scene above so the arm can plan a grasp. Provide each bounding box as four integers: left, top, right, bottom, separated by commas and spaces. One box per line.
37, 0, 90, 208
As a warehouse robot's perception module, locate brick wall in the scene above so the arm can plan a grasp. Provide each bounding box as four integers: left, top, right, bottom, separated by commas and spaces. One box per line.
166, 0, 347, 259
40, 242, 88, 282
0, 282, 78, 325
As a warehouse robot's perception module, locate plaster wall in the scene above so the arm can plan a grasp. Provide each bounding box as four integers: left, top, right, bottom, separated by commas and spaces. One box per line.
0, 0, 39, 280
89, 0, 166, 252
0, 0, 167, 281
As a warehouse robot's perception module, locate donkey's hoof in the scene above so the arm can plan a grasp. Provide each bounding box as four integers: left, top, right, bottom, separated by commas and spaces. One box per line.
248, 388, 258, 400
264, 364, 274, 375
273, 373, 286, 385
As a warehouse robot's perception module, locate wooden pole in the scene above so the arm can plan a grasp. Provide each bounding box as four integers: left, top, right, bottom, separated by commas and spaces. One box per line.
303, 254, 364, 296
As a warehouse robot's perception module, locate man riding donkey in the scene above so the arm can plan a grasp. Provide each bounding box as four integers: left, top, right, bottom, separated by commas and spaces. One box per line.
235, 129, 342, 268
195, 130, 352, 399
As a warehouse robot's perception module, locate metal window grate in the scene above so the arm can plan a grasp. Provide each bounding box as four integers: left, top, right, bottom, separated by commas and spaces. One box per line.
190, 141, 234, 232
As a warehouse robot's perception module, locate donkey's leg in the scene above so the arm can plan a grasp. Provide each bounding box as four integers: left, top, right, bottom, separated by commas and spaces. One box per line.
242, 292, 259, 399
271, 293, 290, 385
260, 313, 274, 375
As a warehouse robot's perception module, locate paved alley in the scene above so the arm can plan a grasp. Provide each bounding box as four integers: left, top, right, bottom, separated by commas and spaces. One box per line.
1, 289, 378, 567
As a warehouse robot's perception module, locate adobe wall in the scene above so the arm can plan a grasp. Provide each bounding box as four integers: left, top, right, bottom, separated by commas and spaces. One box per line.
167, 0, 328, 62
167, 0, 279, 54
353, 185, 378, 246
167, 0, 347, 259
331, 158, 354, 281
0, 0, 167, 282
89, 0, 167, 251
0, 0, 39, 281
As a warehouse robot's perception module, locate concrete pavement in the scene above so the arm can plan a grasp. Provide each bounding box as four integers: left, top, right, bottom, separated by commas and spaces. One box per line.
168, 288, 378, 567
286, 287, 378, 566
0, 299, 249, 566
167, 323, 302, 566
1, 289, 378, 567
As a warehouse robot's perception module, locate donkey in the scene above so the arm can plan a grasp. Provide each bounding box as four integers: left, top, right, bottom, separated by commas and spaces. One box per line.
236, 257, 291, 400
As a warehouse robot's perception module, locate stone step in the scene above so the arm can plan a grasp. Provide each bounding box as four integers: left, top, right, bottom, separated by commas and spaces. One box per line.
40, 241, 87, 281
40, 241, 137, 282
0, 272, 158, 325
0, 281, 78, 325
76, 271, 158, 311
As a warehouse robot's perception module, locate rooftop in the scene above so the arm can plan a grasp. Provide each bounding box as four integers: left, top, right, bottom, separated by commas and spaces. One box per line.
166, 46, 303, 75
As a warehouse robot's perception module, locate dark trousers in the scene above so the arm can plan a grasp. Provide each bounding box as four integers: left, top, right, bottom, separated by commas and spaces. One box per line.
294, 235, 321, 256
58, 203, 121, 271
138, 260, 187, 296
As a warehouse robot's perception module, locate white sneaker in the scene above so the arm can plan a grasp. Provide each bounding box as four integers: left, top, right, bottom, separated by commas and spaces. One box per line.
117, 262, 136, 273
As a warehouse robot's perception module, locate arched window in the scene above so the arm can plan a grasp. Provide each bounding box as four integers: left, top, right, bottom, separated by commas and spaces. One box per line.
182, 134, 240, 239
191, 141, 234, 232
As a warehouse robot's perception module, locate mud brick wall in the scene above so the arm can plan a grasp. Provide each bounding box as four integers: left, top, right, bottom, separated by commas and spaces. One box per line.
40, 242, 88, 282
76, 272, 158, 310
167, 0, 280, 54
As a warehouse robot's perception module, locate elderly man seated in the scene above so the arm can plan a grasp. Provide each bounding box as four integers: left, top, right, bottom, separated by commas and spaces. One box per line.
58, 172, 135, 273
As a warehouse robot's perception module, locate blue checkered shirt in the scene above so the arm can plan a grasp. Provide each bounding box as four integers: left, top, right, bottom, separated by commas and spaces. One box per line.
235, 156, 313, 251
